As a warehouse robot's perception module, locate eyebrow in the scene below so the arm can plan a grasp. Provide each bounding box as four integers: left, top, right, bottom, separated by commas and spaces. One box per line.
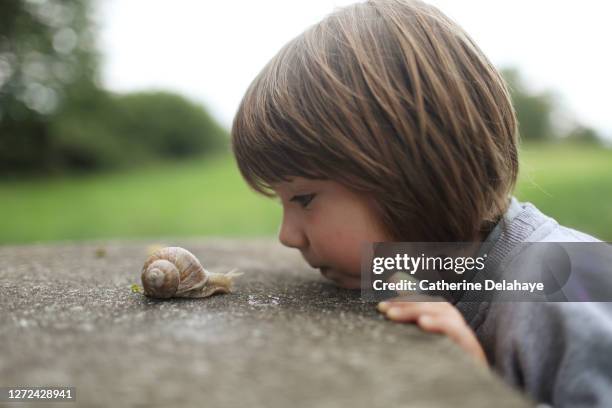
272, 177, 322, 194
271, 178, 303, 191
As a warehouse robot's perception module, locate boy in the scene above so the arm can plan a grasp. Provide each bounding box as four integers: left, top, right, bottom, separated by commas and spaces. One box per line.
230, 0, 612, 406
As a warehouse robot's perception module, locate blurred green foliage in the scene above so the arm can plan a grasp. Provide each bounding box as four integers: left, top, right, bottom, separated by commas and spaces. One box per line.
0, 0, 227, 177
501, 68, 555, 141
49, 90, 228, 171
501, 67, 602, 144
1, 0, 99, 174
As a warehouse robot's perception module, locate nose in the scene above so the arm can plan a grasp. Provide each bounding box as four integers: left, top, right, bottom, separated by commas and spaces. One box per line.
278, 210, 307, 250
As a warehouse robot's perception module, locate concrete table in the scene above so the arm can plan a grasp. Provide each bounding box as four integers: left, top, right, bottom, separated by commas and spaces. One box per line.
0, 239, 532, 407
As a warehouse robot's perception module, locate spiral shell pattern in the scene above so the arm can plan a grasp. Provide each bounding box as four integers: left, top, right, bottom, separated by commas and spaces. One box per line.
141, 247, 208, 298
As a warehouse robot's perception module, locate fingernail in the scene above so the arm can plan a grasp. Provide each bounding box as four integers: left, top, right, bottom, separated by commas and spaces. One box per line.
419, 315, 433, 326
377, 301, 390, 312
386, 307, 403, 319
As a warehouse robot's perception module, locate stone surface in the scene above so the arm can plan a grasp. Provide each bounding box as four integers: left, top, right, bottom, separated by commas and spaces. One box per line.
0, 238, 532, 407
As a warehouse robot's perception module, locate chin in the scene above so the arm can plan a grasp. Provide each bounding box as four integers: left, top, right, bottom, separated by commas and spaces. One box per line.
320, 268, 361, 289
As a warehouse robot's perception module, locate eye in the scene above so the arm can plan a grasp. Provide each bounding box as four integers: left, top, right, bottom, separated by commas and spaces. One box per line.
290, 193, 316, 208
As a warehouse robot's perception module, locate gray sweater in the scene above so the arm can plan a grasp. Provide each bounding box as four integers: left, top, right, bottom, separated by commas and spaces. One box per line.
455, 197, 612, 407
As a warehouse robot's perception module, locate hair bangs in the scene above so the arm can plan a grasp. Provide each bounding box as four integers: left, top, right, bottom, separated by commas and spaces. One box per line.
231, 39, 333, 197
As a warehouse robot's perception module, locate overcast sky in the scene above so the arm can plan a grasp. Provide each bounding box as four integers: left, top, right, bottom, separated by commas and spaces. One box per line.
98, 0, 612, 141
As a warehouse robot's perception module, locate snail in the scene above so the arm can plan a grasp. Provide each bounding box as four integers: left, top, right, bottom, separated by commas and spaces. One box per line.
141, 246, 242, 299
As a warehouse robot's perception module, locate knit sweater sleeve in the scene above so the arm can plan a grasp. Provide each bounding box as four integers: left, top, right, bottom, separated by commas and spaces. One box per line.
489, 301, 612, 407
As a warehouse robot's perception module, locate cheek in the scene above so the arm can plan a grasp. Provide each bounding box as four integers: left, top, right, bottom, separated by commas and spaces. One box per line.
311, 227, 366, 277
307, 189, 389, 276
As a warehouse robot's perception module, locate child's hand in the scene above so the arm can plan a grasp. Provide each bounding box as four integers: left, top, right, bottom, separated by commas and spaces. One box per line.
377, 299, 488, 367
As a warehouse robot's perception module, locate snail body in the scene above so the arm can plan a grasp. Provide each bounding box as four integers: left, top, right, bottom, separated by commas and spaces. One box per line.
141, 246, 241, 299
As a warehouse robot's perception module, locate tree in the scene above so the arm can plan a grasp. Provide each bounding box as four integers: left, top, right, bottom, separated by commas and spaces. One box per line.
564, 124, 601, 145
501, 67, 602, 144
1, 0, 228, 177
0, 0, 100, 174
501, 67, 556, 141
49, 91, 228, 170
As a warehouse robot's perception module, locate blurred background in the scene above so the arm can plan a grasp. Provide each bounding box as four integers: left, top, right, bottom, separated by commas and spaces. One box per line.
1, 0, 610, 245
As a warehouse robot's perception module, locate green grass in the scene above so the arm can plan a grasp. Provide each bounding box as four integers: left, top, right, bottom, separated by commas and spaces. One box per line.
1, 143, 611, 245
0, 154, 281, 244
515, 142, 612, 241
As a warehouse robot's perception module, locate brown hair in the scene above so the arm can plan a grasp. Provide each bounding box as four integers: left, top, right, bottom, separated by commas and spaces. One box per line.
231, 0, 519, 242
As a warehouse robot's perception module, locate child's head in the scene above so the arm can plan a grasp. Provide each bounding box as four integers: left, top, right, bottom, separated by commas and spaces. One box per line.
231, 0, 518, 286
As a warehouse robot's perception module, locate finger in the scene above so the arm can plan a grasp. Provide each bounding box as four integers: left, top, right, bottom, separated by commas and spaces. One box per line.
383, 303, 446, 322
417, 315, 487, 365
417, 314, 466, 341
378, 299, 449, 311
377, 300, 423, 313
377, 295, 426, 308
385, 307, 420, 322
378, 301, 450, 317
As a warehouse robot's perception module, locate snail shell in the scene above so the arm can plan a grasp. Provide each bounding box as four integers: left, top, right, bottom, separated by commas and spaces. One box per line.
141, 246, 241, 299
